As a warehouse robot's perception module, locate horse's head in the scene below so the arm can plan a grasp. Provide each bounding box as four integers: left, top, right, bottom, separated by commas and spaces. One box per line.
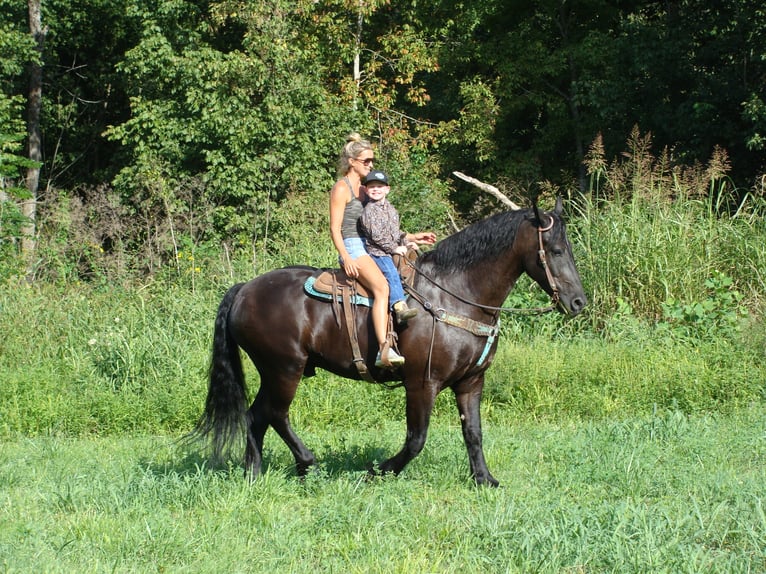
523, 197, 587, 316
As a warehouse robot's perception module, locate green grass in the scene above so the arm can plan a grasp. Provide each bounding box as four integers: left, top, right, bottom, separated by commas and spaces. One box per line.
2, 279, 764, 438
569, 193, 766, 327
485, 332, 766, 419
2, 190, 766, 571
1, 408, 764, 573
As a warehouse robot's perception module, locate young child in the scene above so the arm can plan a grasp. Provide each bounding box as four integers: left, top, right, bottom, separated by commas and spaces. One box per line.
360, 170, 437, 326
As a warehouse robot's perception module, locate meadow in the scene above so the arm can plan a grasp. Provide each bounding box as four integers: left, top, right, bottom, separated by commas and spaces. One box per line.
1, 407, 765, 573
1, 188, 766, 572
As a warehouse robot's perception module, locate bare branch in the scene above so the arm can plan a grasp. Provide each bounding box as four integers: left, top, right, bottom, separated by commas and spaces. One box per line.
452, 171, 521, 210
446, 210, 460, 233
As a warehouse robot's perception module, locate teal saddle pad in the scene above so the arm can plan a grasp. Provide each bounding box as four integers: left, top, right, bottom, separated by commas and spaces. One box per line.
303, 275, 373, 307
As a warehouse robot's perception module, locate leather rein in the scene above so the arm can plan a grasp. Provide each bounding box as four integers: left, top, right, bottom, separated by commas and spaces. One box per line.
401, 217, 562, 374
405, 216, 561, 316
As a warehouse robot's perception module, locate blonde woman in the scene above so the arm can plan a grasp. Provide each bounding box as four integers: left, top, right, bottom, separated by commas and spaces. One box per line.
329, 133, 403, 367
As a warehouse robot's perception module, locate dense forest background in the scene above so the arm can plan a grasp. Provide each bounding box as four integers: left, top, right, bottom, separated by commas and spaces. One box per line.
1, 0, 765, 282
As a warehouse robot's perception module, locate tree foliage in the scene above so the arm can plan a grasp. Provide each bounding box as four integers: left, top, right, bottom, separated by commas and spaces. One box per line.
0, 0, 764, 278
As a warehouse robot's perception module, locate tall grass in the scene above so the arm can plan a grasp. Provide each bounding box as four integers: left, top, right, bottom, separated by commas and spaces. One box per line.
0, 281, 215, 436
3, 151, 766, 436
1, 272, 764, 439
570, 194, 766, 327
575, 128, 766, 325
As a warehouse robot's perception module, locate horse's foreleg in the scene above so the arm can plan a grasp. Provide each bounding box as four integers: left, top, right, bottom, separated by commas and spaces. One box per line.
454, 375, 499, 487
377, 385, 437, 477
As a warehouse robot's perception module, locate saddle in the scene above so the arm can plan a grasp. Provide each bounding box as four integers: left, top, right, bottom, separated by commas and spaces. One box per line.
313, 268, 373, 300
311, 248, 417, 299
307, 249, 419, 382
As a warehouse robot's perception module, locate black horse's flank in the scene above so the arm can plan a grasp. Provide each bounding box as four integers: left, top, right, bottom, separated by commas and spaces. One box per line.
193, 198, 586, 486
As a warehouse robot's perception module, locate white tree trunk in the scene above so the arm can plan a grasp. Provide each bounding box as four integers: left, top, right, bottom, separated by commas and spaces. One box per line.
452, 171, 521, 210
23, 0, 45, 265
352, 0, 363, 110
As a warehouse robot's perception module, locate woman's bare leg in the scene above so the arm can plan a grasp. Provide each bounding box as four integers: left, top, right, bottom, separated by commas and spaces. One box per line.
354, 255, 389, 347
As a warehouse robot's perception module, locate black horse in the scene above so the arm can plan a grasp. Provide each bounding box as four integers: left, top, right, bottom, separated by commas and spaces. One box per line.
194, 198, 586, 486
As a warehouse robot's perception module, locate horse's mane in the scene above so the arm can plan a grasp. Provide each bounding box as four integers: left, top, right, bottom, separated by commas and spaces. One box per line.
420, 208, 562, 274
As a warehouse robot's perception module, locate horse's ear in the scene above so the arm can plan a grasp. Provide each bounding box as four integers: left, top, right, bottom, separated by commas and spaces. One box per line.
553, 196, 563, 216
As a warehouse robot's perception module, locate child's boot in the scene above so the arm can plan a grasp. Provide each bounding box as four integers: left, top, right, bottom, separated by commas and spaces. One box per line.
393, 301, 418, 324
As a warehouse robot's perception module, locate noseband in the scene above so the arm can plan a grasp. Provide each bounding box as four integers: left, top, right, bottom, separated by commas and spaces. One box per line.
536, 215, 560, 307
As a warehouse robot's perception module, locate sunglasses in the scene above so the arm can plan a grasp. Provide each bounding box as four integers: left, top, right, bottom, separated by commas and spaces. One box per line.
356, 157, 375, 166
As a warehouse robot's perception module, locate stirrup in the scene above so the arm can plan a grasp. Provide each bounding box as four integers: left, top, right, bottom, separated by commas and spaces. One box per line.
375, 348, 405, 368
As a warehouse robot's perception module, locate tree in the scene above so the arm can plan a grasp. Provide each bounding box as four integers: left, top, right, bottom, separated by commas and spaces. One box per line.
22, 0, 44, 264
615, 1, 766, 183
420, 0, 629, 204
415, 0, 765, 207
105, 0, 451, 250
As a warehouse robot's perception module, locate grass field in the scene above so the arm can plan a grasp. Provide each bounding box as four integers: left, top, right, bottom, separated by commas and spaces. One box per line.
2, 406, 764, 573
3, 191, 766, 572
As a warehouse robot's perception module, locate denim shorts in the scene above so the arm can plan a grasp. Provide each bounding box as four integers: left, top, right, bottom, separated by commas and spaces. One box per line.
340, 237, 368, 264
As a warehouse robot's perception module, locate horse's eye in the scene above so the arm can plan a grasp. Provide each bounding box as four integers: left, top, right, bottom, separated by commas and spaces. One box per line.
551, 248, 564, 257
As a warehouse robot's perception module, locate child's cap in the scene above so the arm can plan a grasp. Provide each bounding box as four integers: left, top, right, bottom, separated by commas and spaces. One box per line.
363, 170, 389, 186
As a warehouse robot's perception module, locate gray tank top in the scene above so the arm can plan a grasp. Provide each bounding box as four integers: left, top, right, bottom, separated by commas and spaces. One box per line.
340, 177, 364, 239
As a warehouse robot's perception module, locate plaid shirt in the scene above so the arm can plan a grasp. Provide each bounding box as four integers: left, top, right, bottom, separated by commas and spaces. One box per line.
360, 199, 406, 257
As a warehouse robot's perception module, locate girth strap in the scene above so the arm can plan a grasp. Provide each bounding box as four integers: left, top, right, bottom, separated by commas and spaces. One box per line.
430, 307, 499, 367
430, 307, 498, 338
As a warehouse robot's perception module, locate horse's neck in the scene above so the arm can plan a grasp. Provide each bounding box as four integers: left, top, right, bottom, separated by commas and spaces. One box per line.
418, 259, 522, 311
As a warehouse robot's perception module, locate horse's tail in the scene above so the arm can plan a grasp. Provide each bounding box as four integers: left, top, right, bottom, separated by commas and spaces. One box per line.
191, 282, 248, 461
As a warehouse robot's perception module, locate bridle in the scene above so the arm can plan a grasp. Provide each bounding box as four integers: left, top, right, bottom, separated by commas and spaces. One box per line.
405, 215, 561, 316
535, 214, 561, 309
402, 215, 563, 373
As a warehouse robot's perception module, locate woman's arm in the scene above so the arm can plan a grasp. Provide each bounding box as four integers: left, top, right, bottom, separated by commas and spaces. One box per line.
404, 231, 437, 246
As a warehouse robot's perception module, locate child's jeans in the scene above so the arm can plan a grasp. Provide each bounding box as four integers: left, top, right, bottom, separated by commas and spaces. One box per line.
371, 254, 406, 309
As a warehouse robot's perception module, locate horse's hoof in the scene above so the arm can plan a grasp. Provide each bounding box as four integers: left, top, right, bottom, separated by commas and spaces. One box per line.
474, 475, 500, 488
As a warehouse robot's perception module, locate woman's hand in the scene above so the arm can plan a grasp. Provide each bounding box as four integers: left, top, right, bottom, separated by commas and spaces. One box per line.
408, 231, 437, 245
343, 258, 359, 278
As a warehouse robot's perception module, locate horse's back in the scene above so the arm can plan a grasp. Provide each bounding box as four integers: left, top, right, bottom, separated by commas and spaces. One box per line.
230, 265, 318, 327
227, 266, 348, 367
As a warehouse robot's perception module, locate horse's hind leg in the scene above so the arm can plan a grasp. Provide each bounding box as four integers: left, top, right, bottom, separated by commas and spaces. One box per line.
244, 387, 269, 478
271, 412, 316, 476
247, 366, 316, 477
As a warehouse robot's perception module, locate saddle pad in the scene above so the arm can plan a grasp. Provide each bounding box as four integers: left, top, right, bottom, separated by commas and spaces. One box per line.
304, 276, 373, 307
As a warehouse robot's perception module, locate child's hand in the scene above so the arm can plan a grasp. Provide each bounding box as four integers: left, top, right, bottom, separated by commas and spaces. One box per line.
394, 246, 408, 256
